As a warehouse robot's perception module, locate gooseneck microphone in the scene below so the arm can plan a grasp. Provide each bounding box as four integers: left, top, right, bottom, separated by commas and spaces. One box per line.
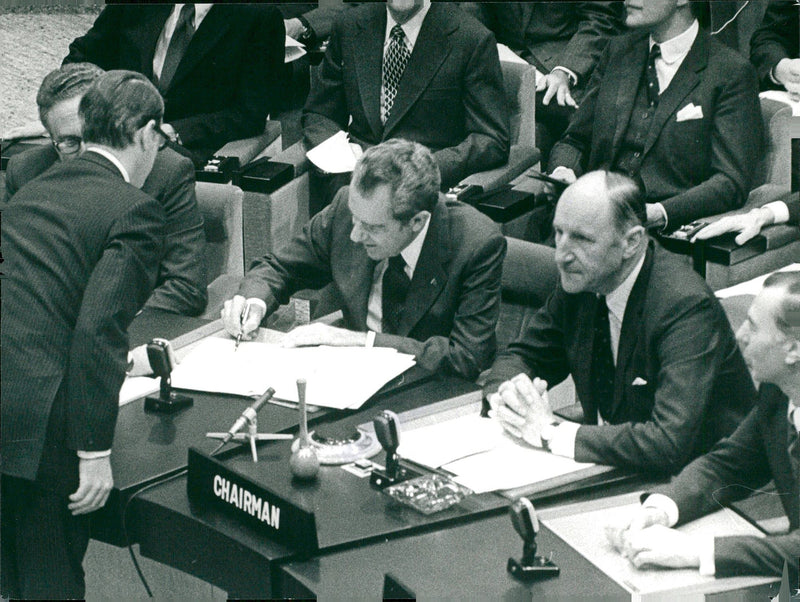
222, 387, 276, 444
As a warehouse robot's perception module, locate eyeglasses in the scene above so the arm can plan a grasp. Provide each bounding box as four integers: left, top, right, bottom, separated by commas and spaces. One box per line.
52, 136, 83, 156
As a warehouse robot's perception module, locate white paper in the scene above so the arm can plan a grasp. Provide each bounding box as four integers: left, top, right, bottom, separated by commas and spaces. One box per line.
496, 43, 529, 66
284, 35, 307, 63
119, 376, 159, 406
306, 130, 360, 174
170, 337, 415, 410
759, 89, 800, 116
715, 263, 800, 299
397, 414, 505, 468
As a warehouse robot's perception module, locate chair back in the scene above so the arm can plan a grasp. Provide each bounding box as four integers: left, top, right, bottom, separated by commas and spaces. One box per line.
752, 97, 793, 190
499, 59, 537, 147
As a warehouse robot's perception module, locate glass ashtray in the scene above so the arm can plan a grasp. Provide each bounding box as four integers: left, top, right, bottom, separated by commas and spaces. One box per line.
383, 473, 473, 514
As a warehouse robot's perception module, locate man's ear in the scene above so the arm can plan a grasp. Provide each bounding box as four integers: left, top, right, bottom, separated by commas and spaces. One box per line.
785, 337, 800, 367
622, 225, 646, 259
409, 210, 431, 233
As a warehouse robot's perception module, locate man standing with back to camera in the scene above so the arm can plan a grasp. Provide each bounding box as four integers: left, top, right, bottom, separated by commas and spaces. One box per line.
1, 70, 166, 599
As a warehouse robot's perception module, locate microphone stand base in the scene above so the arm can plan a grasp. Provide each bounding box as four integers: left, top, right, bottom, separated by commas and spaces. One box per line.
145, 393, 194, 414
507, 557, 560, 581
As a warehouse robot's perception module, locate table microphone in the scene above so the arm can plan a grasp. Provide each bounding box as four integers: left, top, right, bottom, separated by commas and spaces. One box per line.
222, 387, 276, 444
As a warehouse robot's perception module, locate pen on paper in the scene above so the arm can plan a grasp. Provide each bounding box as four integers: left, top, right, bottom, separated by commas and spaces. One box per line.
235, 302, 251, 351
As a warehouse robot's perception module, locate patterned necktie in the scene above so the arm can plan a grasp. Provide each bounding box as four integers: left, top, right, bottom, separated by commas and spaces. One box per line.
646, 44, 661, 107
381, 24, 410, 124
159, 4, 195, 94
591, 296, 616, 421
382, 255, 411, 334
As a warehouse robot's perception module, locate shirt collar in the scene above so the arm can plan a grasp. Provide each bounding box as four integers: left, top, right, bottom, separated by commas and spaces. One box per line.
385, 1, 431, 50
650, 19, 698, 65
83, 146, 130, 183
605, 251, 646, 325
400, 213, 431, 276
172, 3, 213, 30
788, 400, 800, 432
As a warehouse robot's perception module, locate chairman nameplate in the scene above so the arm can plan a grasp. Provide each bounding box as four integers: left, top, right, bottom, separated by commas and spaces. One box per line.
187, 447, 319, 552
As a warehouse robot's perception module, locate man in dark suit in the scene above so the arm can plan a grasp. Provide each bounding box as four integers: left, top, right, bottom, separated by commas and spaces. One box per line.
485, 171, 754, 474
222, 139, 506, 381
459, 1, 626, 160
63, 4, 285, 161
750, 0, 799, 94
302, 0, 509, 212
609, 271, 800, 584
4, 62, 207, 316
1, 70, 166, 599
547, 0, 763, 232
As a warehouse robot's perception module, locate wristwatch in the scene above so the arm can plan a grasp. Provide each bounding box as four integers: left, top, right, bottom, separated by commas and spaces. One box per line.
540, 421, 560, 451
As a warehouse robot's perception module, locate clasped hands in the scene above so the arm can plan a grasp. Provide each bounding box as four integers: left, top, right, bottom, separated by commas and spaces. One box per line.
221, 295, 367, 348
486, 373, 555, 448
605, 506, 701, 570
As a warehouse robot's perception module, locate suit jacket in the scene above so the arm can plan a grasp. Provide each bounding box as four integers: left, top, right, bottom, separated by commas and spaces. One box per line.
549, 28, 764, 230
63, 5, 285, 159
238, 188, 506, 380
5, 145, 207, 316
1, 152, 164, 488
460, 1, 625, 93
484, 242, 755, 474
750, 0, 799, 91
662, 384, 800, 580
301, 3, 510, 188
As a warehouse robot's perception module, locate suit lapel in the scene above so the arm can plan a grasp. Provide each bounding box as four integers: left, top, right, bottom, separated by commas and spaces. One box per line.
383, 5, 454, 137
610, 244, 654, 418
354, 6, 387, 142
139, 6, 172, 80
609, 33, 650, 163
165, 5, 232, 93
643, 30, 707, 157
397, 200, 449, 335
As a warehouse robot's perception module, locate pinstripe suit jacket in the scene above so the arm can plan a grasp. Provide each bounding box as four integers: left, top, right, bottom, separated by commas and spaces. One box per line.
0, 152, 164, 488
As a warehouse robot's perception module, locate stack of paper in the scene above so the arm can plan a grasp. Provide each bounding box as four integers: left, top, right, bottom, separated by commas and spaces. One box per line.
397, 412, 597, 494
170, 337, 415, 410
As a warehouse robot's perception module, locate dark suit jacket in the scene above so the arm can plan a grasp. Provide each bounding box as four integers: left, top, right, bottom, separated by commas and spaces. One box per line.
238, 189, 506, 380
302, 3, 510, 188
5, 145, 207, 316
63, 5, 285, 159
549, 28, 764, 230
484, 242, 755, 474
750, 0, 799, 91
1, 152, 164, 488
662, 384, 799, 580
461, 1, 625, 93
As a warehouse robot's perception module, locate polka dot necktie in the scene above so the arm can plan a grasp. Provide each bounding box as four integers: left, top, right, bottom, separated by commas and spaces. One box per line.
381, 25, 410, 124
646, 44, 661, 107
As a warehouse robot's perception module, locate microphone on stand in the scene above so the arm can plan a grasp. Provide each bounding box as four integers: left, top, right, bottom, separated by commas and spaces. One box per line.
221, 387, 276, 444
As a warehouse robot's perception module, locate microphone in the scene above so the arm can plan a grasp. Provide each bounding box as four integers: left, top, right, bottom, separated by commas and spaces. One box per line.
222, 387, 276, 444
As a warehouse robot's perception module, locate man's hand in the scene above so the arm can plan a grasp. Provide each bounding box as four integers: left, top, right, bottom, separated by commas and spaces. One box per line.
645, 203, 667, 229
126, 344, 153, 377
692, 207, 775, 245
221, 295, 265, 341
284, 17, 305, 40
68, 456, 113, 515
487, 374, 554, 447
605, 505, 671, 553
538, 70, 578, 108
282, 323, 367, 348
2, 120, 47, 140
774, 58, 800, 100
623, 525, 701, 570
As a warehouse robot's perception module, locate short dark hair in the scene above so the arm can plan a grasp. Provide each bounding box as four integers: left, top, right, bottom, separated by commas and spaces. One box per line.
603, 171, 646, 233
79, 70, 164, 150
763, 271, 800, 339
37, 62, 103, 125
351, 139, 441, 221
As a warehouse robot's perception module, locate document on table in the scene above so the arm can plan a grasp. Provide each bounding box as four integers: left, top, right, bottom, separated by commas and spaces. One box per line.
397, 412, 598, 494
169, 337, 416, 410
306, 130, 361, 173
542, 492, 776, 600
119, 376, 159, 406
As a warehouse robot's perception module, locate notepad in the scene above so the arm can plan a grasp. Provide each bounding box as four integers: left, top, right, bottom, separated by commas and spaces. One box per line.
170, 337, 415, 410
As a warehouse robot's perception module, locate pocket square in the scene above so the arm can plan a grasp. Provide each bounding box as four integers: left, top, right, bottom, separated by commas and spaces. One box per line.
676, 103, 704, 122
632, 377, 648, 386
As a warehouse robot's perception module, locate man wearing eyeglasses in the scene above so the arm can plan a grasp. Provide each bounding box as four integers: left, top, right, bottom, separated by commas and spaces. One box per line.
1, 70, 166, 600
221, 139, 506, 381
4, 63, 208, 317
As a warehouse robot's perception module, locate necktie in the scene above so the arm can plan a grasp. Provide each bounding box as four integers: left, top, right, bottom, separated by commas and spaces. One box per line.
591, 296, 616, 421
159, 4, 195, 94
382, 255, 411, 334
381, 25, 410, 124
646, 44, 661, 107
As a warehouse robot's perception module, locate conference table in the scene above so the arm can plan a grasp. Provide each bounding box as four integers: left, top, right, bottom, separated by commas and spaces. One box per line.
108, 308, 781, 599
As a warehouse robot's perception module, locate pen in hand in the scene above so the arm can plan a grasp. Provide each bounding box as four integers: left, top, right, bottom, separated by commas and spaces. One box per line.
234, 302, 252, 351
